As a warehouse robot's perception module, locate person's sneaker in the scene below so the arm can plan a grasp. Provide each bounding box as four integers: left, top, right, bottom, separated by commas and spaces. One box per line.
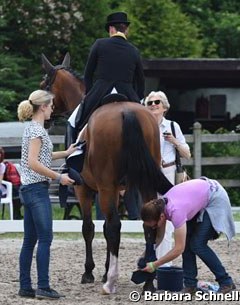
35, 288, 65, 299
18, 288, 35, 298
218, 283, 236, 294
179, 286, 197, 295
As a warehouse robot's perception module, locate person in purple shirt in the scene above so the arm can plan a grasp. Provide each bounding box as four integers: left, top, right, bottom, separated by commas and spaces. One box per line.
140, 177, 236, 294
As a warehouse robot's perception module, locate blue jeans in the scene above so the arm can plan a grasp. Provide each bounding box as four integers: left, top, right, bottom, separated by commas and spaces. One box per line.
123, 188, 142, 220
95, 193, 105, 220
95, 188, 142, 220
183, 212, 233, 288
19, 182, 53, 290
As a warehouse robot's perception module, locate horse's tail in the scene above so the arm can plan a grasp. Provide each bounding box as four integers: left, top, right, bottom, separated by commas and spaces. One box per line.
119, 111, 172, 199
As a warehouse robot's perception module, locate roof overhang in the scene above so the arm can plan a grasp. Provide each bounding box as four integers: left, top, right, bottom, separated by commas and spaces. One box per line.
143, 58, 240, 88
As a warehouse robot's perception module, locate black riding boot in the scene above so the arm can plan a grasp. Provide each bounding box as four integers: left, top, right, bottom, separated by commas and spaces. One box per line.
74, 102, 86, 133
65, 122, 78, 148
59, 142, 86, 207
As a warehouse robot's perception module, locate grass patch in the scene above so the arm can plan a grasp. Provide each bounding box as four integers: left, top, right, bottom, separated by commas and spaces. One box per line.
233, 212, 240, 221
3, 205, 240, 220
0, 232, 144, 240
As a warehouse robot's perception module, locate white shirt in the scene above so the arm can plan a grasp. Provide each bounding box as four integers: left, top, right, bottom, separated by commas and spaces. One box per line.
21, 121, 53, 185
159, 117, 189, 164
0, 162, 7, 196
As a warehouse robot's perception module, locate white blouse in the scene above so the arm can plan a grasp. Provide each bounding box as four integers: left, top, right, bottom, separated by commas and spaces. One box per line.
20, 121, 53, 185
159, 117, 190, 164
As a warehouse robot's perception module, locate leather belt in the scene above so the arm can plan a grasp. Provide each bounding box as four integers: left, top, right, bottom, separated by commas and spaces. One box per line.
162, 161, 176, 168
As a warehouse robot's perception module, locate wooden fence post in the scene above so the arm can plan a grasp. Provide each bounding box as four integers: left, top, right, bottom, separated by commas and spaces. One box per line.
193, 122, 202, 178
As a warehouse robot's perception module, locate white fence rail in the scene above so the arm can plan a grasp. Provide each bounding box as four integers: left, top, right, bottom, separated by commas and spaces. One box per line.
1, 220, 240, 234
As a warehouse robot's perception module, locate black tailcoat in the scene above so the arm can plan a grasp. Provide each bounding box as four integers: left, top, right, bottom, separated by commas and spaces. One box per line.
75, 36, 145, 130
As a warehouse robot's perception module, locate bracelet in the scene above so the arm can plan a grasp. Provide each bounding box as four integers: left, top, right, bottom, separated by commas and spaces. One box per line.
55, 174, 62, 184
147, 262, 156, 273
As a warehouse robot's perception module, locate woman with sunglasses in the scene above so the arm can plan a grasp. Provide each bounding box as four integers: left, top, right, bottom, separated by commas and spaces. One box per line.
144, 91, 191, 268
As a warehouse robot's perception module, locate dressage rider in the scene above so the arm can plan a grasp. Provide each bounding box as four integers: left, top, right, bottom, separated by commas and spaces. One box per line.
63, 12, 145, 203
72, 11, 145, 134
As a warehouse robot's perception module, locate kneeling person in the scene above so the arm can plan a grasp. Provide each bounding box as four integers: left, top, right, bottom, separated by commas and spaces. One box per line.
141, 177, 236, 294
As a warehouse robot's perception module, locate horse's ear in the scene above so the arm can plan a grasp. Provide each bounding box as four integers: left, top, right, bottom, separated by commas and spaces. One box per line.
41, 53, 54, 74
62, 52, 71, 68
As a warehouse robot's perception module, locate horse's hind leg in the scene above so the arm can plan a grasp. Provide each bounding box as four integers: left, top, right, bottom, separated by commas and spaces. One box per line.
74, 185, 95, 284
102, 221, 110, 283
99, 190, 121, 294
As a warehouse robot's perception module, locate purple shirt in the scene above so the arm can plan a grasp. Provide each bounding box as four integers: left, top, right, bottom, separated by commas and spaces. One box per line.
164, 179, 210, 228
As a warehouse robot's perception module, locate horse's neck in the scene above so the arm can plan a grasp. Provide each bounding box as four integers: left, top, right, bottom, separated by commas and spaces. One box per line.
63, 78, 85, 111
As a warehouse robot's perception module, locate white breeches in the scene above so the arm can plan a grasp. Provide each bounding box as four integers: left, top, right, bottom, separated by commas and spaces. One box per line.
156, 165, 176, 266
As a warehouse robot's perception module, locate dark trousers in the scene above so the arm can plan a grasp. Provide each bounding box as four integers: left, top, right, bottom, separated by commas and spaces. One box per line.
19, 182, 53, 289
95, 188, 142, 220
183, 212, 233, 288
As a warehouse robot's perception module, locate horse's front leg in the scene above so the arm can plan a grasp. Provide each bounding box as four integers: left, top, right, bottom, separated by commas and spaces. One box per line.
81, 214, 95, 283
74, 185, 95, 284
100, 190, 121, 294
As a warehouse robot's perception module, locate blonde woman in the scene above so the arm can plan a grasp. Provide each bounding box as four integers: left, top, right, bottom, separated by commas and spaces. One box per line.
145, 91, 191, 266
17, 90, 76, 299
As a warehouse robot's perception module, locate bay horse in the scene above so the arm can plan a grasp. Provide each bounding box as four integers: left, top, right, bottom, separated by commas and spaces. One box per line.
40, 53, 173, 294
41, 52, 85, 117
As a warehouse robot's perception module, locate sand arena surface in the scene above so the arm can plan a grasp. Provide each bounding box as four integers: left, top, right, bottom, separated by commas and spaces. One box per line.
0, 237, 239, 305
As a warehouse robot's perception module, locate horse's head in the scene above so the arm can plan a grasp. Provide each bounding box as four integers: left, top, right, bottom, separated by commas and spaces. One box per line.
40, 52, 85, 117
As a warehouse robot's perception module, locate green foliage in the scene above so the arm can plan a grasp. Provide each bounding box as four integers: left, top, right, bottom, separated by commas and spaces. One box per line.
0, 53, 39, 121
201, 128, 240, 206
173, 0, 240, 57
0, 0, 110, 121
202, 128, 240, 157
0, 90, 16, 121
214, 13, 240, 58
118, 0, 203, 58
1, 0, 240, 122
0, 0, 110, 71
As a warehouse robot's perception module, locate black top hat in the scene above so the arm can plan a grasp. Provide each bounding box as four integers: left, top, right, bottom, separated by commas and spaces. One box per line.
105, 12, 130, 32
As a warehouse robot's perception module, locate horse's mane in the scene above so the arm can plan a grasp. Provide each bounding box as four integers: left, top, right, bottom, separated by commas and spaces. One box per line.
64, 67, 84, 82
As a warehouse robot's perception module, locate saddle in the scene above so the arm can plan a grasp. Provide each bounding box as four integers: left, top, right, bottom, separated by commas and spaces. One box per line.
101, 93, 128, 106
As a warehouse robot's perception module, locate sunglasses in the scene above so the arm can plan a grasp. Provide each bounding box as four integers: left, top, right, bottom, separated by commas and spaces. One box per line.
146, 100, 161, 106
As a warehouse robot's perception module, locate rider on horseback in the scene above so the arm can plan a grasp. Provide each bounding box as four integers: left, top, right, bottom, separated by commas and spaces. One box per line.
64, 12, 145, 201
70, 11, 145, 137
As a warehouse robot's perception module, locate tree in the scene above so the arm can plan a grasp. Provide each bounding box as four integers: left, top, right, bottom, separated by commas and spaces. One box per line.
174, 0, 240, 57
0, 0, 110, 71
0, 0, 110, 121
0, 53, 38, 121
118, 0, 203, 58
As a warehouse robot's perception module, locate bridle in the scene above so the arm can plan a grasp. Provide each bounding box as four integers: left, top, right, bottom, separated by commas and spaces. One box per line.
42, 65, 65, 91
41, 65, 85, 118
41, 65, 75, 118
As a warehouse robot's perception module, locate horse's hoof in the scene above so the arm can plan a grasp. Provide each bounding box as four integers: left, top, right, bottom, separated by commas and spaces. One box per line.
81, 272, 94, 284
102, 283, 117, 294
101, 288, 110, 295
101, 274, 107, 283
